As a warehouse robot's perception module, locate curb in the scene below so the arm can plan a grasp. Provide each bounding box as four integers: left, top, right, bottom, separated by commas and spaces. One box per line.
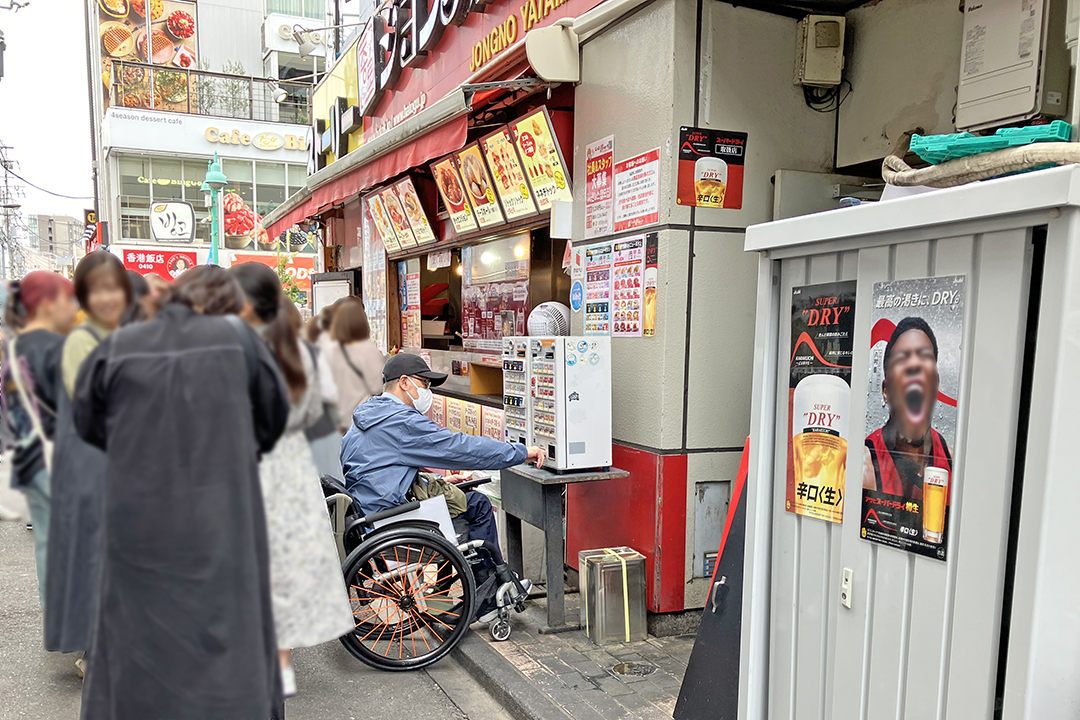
453, 632, 571, 720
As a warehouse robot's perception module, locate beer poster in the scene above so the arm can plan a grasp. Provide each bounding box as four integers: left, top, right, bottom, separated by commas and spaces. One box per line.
511, 107, 573, 212
584, 136, 615, 239
786, 281, 857, 524
479, 127, 538, 221
393, 178, 437, 245
676, 127, 748, 210
455, 143, 505, 229
643, 233, 658, 338
611, 236, 645, 338
860, 276, 965, 561
431, 156, 479, 236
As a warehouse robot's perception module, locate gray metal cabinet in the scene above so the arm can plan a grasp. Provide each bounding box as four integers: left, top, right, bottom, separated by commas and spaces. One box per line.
739, 166, 1080, 720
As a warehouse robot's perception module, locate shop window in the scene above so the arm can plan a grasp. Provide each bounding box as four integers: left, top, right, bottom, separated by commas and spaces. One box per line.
181, 160, 210, 204
265, 0, 322, 19
222, 159, 255, 207
287, 163, 307, 195
119, 156, 151, 241
255, 162, 287, 217
152, 158, 183, 202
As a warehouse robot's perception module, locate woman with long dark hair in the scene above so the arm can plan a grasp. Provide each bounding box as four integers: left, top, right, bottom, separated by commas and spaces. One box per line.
46, 252, 132, 674
324, 297, 386, 433
74, 265, 289, 720
230, 263, 352, 698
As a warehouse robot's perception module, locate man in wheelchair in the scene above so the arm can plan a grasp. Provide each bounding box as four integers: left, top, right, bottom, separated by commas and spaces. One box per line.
341, 352, 546, 623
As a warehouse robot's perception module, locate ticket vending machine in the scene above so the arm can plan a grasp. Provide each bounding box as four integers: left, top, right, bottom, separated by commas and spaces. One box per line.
501, 336, 532, 445
528, 336, 612, 471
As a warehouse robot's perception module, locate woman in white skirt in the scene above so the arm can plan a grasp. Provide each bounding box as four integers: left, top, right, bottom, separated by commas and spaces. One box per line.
231, 263, 353, 697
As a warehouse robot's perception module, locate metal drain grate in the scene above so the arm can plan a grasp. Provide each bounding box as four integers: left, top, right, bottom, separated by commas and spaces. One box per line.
611, 662, 657, 677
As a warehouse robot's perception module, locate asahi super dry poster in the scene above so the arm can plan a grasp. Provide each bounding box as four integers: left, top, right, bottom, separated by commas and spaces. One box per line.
676, 127, 747, 210
860, 276, 965, 561
786, 281, 857, 524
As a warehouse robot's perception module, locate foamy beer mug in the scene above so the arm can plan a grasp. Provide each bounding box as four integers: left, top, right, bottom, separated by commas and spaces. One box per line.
694, 156, 728, 208
791, 374, 850, 510
922, 466, 949, 543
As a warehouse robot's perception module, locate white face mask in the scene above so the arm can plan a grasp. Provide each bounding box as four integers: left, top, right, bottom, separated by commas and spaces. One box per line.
408, 377, 433, 414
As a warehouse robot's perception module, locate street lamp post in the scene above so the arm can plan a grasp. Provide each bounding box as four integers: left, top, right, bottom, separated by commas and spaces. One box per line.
202, 152, 228, 265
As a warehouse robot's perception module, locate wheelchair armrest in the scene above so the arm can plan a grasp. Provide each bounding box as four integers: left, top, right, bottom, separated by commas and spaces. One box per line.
456, 477, 492, 492
359, 500, 422, 527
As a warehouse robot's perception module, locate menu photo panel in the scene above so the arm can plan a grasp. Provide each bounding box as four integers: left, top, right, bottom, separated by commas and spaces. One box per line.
455, 143, 505, 229
511, 107, 573, 212
379, 186, 417, 249
432, 155, 479, 235
393, 177, 437, 245
479, 126, 538, 221
365, 190, 402, 253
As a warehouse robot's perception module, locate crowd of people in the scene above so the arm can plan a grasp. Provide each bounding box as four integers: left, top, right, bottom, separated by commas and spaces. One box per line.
0, 256, 391, 720
1, 254, 547, 720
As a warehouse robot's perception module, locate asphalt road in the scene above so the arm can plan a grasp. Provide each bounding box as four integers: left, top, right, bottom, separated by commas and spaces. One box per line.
0, 481, 511, 720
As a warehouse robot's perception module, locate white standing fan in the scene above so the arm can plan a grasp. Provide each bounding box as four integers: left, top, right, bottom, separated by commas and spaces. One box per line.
528, 302, 571, 336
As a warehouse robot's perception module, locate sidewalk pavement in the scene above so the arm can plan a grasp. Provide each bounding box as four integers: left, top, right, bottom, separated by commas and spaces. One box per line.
455, 590, 695, 720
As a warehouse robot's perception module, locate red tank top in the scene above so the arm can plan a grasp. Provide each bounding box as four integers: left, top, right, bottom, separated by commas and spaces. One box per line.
866, 428, 952, 502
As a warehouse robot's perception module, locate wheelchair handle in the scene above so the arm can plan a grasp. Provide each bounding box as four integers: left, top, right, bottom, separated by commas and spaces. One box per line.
360, 500, 422, 527
456, 477, 492, 492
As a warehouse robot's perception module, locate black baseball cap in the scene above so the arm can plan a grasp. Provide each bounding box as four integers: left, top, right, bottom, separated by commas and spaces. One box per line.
382, 352, 448, 387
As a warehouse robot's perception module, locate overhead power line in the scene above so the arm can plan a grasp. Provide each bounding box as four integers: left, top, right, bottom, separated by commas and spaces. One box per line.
2, 165, 93, 201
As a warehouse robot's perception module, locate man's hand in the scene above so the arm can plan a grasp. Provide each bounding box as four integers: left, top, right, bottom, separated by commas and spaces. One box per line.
443, 472, 472, 484
527, 446, 547, 468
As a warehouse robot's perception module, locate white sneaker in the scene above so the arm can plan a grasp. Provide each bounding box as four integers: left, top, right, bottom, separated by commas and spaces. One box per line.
477, 607, 500, 623
0, 504, 20, 522
75, 657, 87, 679
281, 664, 297, 699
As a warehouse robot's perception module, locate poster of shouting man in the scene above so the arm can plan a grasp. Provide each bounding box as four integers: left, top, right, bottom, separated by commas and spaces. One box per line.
860, 275, 965, 561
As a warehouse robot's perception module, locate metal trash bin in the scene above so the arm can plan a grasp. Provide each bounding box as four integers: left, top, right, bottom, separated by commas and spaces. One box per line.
578, 546, 647, 644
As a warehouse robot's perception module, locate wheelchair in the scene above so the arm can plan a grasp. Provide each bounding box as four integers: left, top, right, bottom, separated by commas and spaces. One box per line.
322, 475, 531, 672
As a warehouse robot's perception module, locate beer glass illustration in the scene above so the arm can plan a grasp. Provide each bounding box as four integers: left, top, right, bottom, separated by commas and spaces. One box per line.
791, 374, 849, 515
922, 466, 949, 543
694, 156, 728, 208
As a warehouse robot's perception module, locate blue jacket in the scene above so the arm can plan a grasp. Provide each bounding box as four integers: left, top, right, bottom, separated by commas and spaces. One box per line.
341, 395, 528, 516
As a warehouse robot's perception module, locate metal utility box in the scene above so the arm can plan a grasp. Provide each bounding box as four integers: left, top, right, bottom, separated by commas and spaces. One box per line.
738, 166, 1080, 720
579, 547, 647, 645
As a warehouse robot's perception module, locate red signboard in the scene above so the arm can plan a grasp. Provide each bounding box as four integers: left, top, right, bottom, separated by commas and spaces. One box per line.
121, 249, 197, 279
233, 253, 316, 292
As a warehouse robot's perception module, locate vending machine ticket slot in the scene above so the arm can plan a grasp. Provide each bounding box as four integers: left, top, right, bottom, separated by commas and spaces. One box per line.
502, 337, 533, 445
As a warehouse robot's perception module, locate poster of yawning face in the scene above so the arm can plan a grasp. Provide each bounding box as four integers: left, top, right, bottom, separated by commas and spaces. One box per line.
860, 275, 965, 561
456, 143, 505, 229
432, 156, 479, 236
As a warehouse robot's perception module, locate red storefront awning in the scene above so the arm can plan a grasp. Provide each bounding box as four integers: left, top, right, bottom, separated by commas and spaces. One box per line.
265, 113, 468, 237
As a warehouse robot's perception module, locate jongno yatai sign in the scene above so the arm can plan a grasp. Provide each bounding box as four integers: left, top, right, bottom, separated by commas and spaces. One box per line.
357, 0, 582, 117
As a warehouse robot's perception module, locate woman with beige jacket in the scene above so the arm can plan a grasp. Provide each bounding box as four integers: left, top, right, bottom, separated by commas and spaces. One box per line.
322, 297, 387, 433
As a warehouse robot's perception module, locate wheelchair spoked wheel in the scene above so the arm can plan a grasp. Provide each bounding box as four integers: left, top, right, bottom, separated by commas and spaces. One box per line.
340, 526, 476, 671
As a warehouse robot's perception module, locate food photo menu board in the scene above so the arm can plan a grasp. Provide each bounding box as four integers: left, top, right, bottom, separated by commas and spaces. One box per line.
611, 236, 645, 337
584, 242, 612, 336
479, 127, 538, 221
393, 178, 437, 245
511, 107, 573, 212
432, 156, 479, 236
380, 187, 417, 249
455, 144, 505, 229
365, 191, 402, 253
99, 0, 199, 111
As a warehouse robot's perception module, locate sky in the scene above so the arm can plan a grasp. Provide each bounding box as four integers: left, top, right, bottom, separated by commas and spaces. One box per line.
0, 0, 95, 221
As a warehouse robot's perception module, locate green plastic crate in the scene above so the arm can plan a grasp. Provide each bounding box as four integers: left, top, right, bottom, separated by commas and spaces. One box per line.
909, 120, 1072, 165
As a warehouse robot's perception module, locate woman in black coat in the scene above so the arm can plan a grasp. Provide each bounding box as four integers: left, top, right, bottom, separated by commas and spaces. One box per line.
74, 266, 290, 720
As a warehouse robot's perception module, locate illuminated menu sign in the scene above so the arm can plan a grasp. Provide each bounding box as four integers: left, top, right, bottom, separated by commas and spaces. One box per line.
432, 155, 479, 235
456, 143, 505, 229
366, 192, 401, 252
480, 126, 538, 220
511, 107, 572, 211
393, 178, 437, 245
379, 186, 417, 248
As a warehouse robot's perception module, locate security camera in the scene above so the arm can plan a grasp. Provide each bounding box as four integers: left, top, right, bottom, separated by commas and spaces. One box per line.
273, 87, 288, 104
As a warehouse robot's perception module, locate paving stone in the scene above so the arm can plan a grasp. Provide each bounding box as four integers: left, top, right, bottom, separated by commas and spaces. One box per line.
646, 672, 682, 690
537, 654, 576, 676
576, 688, 631, 718
569, 659, 610, 679
556, 646, 592, 666
613, 690, 663, 715
555, 670, 597, 692
552, 694, 610, 720
591, 675, 637, 698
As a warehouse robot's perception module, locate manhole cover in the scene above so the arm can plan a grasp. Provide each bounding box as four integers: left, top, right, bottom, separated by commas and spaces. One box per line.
611, 662, 657, 677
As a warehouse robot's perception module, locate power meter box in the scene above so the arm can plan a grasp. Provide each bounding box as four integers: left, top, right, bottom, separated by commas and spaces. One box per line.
795, 15, 845, 87
528, 336, 612, 472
